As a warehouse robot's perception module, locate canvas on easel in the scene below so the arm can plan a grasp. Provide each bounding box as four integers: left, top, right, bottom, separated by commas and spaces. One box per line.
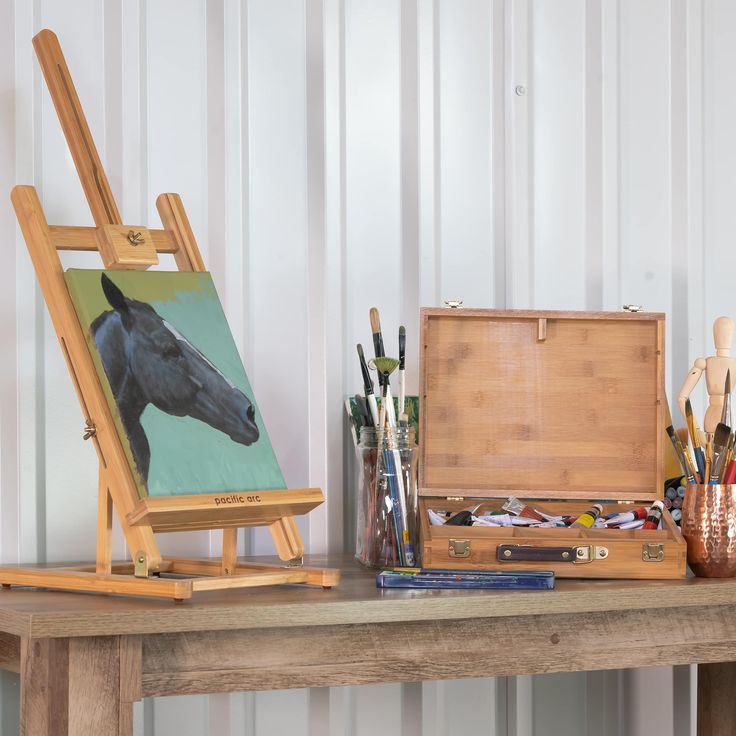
1, 29, 339, 600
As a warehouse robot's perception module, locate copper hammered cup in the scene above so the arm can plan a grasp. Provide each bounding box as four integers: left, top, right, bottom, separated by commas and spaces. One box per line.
681, 485, 736, 577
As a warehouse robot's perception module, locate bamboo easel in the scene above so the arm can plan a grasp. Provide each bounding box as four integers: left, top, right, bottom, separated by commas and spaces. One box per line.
2, 29, 339, 600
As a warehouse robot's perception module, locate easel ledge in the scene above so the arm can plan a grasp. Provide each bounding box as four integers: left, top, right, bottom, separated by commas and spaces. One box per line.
2, 29, 340, 600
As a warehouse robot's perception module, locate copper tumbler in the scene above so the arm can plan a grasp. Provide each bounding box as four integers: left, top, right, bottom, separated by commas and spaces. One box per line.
681, 484, 736, 577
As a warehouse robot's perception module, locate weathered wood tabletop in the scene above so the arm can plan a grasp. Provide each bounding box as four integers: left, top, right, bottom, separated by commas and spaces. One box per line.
1, 555, 735, 735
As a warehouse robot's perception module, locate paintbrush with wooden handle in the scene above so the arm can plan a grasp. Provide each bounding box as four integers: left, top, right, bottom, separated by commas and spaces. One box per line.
398, 325, 406, 424
709, 422, 732, 484
357, 344, 380, 427
685, 399, 706, 482
370, 308, 396, 426
666, 425, 698, 484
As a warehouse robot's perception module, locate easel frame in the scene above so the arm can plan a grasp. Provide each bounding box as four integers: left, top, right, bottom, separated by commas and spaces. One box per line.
1, 29, 339, 600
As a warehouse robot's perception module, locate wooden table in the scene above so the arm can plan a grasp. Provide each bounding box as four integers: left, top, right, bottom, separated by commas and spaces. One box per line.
0, 555, 734, 735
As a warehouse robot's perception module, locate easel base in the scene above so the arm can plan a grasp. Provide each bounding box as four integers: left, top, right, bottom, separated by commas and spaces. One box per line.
0, 559, 341, 601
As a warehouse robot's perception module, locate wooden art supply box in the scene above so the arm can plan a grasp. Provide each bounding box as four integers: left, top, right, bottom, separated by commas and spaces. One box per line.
418, 308, 687, 579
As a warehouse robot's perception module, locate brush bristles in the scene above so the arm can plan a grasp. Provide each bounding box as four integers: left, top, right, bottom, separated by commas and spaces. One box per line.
357, 343, 365, 359
373, 356, 400, 376
399, 325, 405, 337
369, 307, 381, 334
714, 422, 731, 449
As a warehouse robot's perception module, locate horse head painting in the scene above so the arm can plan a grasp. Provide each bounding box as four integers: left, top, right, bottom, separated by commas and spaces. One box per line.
90, 273, 260, 484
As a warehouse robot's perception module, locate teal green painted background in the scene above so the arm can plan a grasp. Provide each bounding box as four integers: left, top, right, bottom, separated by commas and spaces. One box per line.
65, 269, 286, 498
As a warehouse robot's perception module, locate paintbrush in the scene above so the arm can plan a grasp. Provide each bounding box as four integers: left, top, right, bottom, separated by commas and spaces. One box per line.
374, 357, 400, 428
398, 326, 406, 423
666, 425, 698, 484
685, 399, 706, 482
722, 370, 733, 428
723, 435, 736, 484
676, 427, 700, 483
357, 344, 380, 426
724, 432, 736, 482
709, 422, 732, 484
354, 395, 372, 427
370, 308, 386, 386
373, 356, 414, 566
370, 308, 397, 426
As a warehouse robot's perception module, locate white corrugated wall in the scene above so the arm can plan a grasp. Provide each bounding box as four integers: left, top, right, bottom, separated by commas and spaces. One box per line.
0, 0, 726, 733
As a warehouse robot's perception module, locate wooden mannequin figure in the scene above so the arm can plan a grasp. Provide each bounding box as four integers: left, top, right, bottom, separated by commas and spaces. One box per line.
678, 316, 736, 434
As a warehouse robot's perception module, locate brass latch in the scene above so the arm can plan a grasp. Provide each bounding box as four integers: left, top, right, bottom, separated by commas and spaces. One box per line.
623, 304, 642, 313
642, 543, 664, 562
134, 551, 149, 578
444, 300, 463, 309
573, 545, 609, 564
448, 539, 471, 558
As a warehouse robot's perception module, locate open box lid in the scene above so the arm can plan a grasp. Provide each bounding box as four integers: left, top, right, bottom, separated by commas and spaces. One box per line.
419, 308, 665, 501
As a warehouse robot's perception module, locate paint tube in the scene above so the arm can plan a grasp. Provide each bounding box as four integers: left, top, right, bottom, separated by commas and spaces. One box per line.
475, 513, 513, 526
604, 506, 648, 526
642, 500, 665, 530
502, 496, 545, 521
428, 509, 448, 526
570, 504, 603, 529
618, 519, 645, 530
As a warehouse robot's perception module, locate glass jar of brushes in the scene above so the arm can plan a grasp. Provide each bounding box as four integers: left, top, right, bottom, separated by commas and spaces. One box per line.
355, 425, 419, 568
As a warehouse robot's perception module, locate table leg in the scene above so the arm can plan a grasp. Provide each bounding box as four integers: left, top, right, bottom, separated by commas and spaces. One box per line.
20, 635, 139, 736
698, 662, 736, 736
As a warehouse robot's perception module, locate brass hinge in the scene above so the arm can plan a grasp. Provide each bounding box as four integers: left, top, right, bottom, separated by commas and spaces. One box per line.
444, 300, 463, 309
134, 551, 149, 578
446, 496, 465, 502
573, 545, 609, 564
642, 543, 664, 562
448, 539, 471, 558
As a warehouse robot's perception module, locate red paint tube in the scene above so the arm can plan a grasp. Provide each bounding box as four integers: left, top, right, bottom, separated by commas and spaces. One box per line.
642, 500, 665, 530
604, 507, 648, 526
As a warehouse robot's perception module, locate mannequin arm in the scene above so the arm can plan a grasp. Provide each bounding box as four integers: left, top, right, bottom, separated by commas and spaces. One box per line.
678, 358, 706, 420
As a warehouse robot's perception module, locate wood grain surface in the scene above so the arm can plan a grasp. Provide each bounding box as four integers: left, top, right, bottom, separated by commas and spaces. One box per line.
0, 555, 734, 640
419, 310, 665, 500
0, 556, 735, 734
698, 662, 736, 736
139, 604, 736, 695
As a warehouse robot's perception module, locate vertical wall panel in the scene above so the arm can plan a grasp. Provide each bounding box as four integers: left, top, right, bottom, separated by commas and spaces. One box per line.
599, 0, 621, 311
344, 0, 402, 374
531, 0, 586, 309
619, 0, 674, 393
437, 0, 495, 307
703, 0, 736, 378
246, 0, 311, 554
40, 2, 104, 563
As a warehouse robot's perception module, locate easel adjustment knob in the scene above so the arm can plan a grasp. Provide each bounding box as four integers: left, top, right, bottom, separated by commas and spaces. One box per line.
127, 230, 145, 246
83, 419, 96, 440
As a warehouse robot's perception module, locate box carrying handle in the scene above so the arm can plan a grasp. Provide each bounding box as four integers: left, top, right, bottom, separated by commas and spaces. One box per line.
497, 544, 609, 564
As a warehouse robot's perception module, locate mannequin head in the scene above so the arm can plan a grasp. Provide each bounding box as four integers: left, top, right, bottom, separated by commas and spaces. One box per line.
714, 316, 734, 356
